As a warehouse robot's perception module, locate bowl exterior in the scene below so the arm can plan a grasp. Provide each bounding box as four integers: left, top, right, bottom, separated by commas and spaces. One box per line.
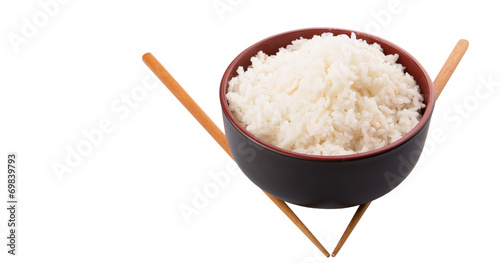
224, 114, 430, 208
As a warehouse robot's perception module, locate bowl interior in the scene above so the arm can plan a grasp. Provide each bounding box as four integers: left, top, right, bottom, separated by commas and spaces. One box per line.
220, 28, 435, 161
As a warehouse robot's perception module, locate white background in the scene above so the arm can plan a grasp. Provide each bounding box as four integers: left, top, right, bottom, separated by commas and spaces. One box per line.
1, 0, 499, 262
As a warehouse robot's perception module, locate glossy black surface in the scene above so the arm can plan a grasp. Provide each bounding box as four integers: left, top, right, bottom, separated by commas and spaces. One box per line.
224, 114, 430, 208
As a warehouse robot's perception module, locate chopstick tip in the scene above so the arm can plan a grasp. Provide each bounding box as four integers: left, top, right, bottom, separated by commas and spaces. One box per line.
320, 251, 330, 258
142, 52, 153, 62
458, 39, 469, 49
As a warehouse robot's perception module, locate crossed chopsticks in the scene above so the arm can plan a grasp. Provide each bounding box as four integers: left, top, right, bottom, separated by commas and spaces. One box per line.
142, 39, 468, 257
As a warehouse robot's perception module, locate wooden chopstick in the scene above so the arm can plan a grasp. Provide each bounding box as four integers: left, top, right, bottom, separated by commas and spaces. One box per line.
331, 202, 371, 257
331, 39, 469, 257
142, 53, 232, 158
142, 52, 330, 258
434, 39, 469, 97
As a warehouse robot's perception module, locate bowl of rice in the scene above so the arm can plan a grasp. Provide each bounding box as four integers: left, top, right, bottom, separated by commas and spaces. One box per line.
220, 28, 435, 208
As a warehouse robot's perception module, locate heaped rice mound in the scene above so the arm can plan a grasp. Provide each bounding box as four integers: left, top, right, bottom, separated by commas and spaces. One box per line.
226, 33, 424, 156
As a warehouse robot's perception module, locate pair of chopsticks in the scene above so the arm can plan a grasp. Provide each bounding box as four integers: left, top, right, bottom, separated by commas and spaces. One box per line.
142, 39, 468, 257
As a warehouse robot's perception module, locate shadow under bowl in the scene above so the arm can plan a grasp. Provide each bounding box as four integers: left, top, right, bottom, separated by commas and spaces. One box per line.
220, 28, 435, 209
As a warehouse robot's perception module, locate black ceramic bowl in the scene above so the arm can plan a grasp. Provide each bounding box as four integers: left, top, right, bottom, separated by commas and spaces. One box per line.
220, 28, 435, 209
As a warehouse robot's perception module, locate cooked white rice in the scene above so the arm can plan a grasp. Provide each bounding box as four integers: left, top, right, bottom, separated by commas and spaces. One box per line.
226, 33, 424, 155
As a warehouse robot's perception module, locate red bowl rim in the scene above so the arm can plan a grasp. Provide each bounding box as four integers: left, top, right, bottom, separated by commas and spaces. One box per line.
220, 27, 435, 161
